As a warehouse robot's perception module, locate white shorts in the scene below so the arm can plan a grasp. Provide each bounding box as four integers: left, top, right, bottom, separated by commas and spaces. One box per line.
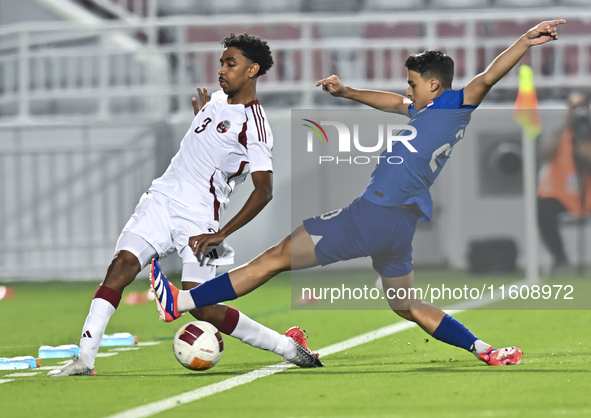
117, 190, 234, 282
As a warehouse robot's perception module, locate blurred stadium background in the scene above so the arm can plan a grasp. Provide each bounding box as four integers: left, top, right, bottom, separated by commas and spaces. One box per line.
0, 0, 590, 280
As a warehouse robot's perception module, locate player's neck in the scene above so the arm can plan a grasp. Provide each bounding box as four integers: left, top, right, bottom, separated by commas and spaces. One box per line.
418, 89, 446, 108
431, 88, 447, 100
227, 85, 257, 106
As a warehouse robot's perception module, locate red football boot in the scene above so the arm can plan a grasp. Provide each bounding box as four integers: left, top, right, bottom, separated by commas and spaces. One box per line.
479, 346, 523, 366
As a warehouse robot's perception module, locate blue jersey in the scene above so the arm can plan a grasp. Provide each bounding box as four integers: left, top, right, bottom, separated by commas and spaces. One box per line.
361, 88, 478, 222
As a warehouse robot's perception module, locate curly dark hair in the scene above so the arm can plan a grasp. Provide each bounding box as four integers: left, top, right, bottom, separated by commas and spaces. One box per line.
222, 33, 274, 77
405, 50, 454, 89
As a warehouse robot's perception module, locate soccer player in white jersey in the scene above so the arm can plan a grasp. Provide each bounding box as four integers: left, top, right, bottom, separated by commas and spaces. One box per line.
49, 33, 316, 377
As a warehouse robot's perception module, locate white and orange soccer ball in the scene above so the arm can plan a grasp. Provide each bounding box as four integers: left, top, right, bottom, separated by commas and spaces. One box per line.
173, 321, 224, 371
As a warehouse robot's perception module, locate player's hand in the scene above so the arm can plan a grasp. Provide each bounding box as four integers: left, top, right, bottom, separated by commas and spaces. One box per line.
526, 20, 566, 46
192, 87, 210, 115
316, 75, 347, 97
189, 231, 226, 256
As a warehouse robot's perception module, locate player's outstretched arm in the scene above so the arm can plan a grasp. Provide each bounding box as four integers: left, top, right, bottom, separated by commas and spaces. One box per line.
316, 74, 411, 116
464, 19, 566, 106
190, 171, 273, 256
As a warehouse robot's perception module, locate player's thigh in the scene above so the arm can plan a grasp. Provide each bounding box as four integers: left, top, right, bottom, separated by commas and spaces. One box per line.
290, 225, 321, 270
300, 203, 368, 269
114, 231, 158, 272
103, 231, 158, 291
121, 191, 175, 260
181, 259, 216, 284
171, 205, 235, 267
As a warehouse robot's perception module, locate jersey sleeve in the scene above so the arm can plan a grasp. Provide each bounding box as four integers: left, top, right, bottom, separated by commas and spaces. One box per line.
458, 88, 478, 110
245, 105, 274, 173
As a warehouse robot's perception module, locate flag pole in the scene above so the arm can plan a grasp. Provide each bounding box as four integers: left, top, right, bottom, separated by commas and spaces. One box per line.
514, 65, 542, 285
522, 130, 539, 284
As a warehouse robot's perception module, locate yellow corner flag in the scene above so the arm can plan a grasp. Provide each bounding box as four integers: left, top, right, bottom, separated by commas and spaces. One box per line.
514, 65, 542, 140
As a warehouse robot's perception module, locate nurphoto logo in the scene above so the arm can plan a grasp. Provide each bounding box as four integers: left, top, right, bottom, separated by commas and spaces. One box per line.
302, 119, 417, 165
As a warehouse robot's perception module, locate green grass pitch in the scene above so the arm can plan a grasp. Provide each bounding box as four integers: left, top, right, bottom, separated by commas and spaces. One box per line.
1, 269, 590, 418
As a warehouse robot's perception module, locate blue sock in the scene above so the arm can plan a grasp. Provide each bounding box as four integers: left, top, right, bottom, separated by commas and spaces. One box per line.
189, 272, 237, 309
432, 314, 478, 352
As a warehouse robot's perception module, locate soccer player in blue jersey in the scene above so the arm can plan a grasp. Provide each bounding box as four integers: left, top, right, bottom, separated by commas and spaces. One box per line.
151, 20, 565, 367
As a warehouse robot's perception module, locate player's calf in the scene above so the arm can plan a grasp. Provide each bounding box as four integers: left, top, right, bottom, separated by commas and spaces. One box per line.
103, 250, 141, 294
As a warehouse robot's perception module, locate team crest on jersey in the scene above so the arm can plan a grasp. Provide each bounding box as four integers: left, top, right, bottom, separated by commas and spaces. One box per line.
217, 120, 231, 133
416, 100, 435, 116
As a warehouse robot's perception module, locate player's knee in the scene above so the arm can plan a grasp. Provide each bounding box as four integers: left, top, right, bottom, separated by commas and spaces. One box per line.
393, 309, 415, 322
259, 240, 290, 273
275, 238, 291, 260
386, 290, 413, 309
111, 250, 140, 272
388, 296, 417, 321
103, 250, 140, 290
391, 296, 430, 322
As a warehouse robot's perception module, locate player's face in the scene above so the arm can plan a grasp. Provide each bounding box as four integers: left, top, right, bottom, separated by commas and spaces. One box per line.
218, 47, 257, 98
406, 70, 436, 110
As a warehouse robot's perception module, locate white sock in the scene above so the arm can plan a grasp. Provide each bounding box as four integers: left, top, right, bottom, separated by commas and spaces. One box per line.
471, 339, 492, 358
177, 290, 196, 313
78, 298, 116, 368
230, 312, 294, 359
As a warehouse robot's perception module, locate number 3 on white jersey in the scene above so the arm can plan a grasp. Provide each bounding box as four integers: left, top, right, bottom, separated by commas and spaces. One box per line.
429, 129, 464, 173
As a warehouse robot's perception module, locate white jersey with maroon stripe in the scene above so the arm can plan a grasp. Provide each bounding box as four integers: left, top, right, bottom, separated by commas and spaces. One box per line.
149, 90, 273, 223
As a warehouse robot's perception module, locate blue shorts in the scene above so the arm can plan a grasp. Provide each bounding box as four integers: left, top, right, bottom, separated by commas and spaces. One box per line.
303, 197, 418, 277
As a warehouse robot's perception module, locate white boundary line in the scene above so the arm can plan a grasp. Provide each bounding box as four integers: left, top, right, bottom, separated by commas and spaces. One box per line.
107, 317, 446, 418
5, 372, 40, 377
106, 281, 524, 418
107, 362, 297, 418
0, 342, 163, 384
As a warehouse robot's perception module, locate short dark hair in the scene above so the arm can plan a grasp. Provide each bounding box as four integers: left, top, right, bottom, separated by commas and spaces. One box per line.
405, 50, 454, 89
222, 33, 274, 77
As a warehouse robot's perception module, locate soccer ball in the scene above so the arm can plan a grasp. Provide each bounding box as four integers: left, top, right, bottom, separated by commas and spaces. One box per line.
173, 321, 224, 371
